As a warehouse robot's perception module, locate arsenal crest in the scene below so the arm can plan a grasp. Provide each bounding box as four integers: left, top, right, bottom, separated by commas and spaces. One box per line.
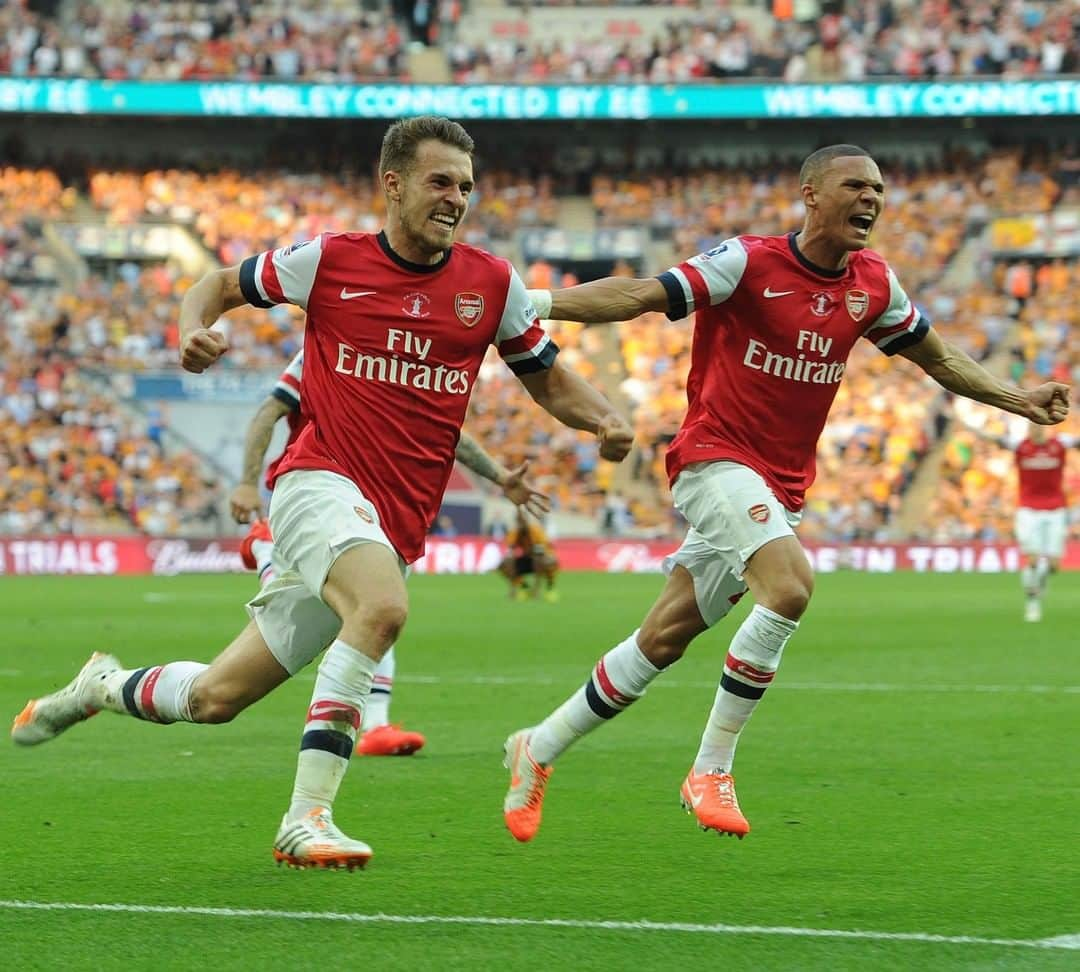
454, 292, 484, 327
748, 504, 771, 524
845, 289, 870, 322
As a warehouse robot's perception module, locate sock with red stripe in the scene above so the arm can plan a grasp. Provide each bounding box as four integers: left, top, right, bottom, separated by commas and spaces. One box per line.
693, 604, 798, 775
528, 629, 661, 765
361, 646, 394, 731
288, 639, 375, 821
253, 539, 275, 587
98, 662, 207, 723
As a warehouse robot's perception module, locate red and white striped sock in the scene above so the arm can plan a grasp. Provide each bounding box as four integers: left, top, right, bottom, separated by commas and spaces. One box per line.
102, 662, 208, 723
362, 646, 394, 731
288, 639, 375, 820
693, 605, 798, 775
528, 630, 661, 765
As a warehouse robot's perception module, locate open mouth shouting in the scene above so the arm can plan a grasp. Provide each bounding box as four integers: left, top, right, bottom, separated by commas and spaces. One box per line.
848, 212, 875, 239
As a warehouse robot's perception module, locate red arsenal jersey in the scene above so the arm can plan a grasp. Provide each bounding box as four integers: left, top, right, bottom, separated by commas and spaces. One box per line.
264, 348, 306, 490
239, 231, 556, 562
1015, 437, 1067, 510
657, 233, 928, 511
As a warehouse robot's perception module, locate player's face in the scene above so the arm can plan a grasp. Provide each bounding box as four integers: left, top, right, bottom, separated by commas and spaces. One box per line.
386, 139, 474, 264
809, 156, 885, 252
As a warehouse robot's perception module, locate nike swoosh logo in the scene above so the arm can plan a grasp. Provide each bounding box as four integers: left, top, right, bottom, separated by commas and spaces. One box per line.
340, 288, 377, 300
764, 287, 795, 298
689, 788, 705, 808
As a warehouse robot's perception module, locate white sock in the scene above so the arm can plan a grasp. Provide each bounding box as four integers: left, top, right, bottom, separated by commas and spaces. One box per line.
693, 605, 798, 775
288, 639, 376, 820
254, 539, 275, 586
97, 662, 207, 723
1021, 564, 1039, 598
362, 647, 395, 730
528, 630, 661, 765
1035, 557, 1050, 595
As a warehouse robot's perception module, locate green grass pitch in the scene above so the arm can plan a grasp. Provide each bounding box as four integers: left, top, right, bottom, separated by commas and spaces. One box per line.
2, 570, 1078, 970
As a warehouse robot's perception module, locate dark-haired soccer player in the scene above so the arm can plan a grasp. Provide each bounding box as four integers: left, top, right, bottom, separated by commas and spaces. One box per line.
13, 116, 634, 870
502, 144, 1071, 843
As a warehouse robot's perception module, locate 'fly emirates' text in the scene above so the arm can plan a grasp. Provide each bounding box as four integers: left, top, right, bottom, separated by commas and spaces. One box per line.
743, 329, 846, 385
335, 328, 472, 395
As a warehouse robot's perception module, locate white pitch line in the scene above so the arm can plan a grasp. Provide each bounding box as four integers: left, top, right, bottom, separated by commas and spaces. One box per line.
390, 674, 1080, 695
0, 668, 1076, 695
0, 901, 1076, 951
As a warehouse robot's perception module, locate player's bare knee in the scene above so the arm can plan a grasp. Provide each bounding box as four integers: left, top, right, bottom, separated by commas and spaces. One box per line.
188, 678, 243, 724
759, 578, 812, 620
352, 598, 408, 652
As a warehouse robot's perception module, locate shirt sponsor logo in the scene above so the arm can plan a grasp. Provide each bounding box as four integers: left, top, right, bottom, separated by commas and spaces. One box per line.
742, 335, 846, 385
403, 292, 431, 319
454, 292, 485, 327
845, 289, 870, 322
334, 340, 472, 396
748, 503, 771, 523
809, 291, 837, 317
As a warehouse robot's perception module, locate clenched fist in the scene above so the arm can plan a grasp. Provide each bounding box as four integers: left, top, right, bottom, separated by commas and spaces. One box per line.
1025, 382, 1070, 425
181, 328, 229, 374
597, 413, 634, 462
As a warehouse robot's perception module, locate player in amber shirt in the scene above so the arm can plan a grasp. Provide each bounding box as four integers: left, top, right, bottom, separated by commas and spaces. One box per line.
502, 144, 1071, 844
14, 116, 634, 871
1013, 423, 1075, 622
499, 508, 560, 602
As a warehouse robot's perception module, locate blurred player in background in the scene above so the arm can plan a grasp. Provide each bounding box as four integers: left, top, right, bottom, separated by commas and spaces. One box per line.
502, 144, 1071, 844
13, 115, 634, 871
498, 507, 560, 602
1010, 423, 1076, 622
229, 349, 551, 754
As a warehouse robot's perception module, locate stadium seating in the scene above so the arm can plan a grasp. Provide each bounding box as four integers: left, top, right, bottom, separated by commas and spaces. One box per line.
5, 1, 1078, 83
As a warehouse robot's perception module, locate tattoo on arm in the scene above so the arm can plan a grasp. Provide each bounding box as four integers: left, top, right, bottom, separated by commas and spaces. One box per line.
241, 400, 289, 486
455, 434, 504, 485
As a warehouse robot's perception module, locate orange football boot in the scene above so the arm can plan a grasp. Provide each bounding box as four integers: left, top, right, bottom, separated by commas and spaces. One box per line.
356, 723, 425, 756
502, 729, 553, 842
679, 769, 750, 838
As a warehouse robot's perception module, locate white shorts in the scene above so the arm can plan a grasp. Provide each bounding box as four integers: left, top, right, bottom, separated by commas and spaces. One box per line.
665, 462, 801, 627
245, 469, 406, 675
1014, 507, 1067, 559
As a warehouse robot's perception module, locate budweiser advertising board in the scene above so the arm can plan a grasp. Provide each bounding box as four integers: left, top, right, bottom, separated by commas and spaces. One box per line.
0, 536, 1076, 576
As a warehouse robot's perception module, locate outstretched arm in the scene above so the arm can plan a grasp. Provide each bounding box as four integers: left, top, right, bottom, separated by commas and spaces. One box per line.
516, 357, 634, 461
179, 265, 247, 373
455, 433, 551, 517
529, 277, 669, 323
229, 395, 292, 523
900, 328, 1070, 425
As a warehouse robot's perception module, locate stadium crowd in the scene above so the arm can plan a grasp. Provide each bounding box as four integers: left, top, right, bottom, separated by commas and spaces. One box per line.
0, 347, 223, 536
2, 1, 1077, 84
930, 259, 1080, 542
